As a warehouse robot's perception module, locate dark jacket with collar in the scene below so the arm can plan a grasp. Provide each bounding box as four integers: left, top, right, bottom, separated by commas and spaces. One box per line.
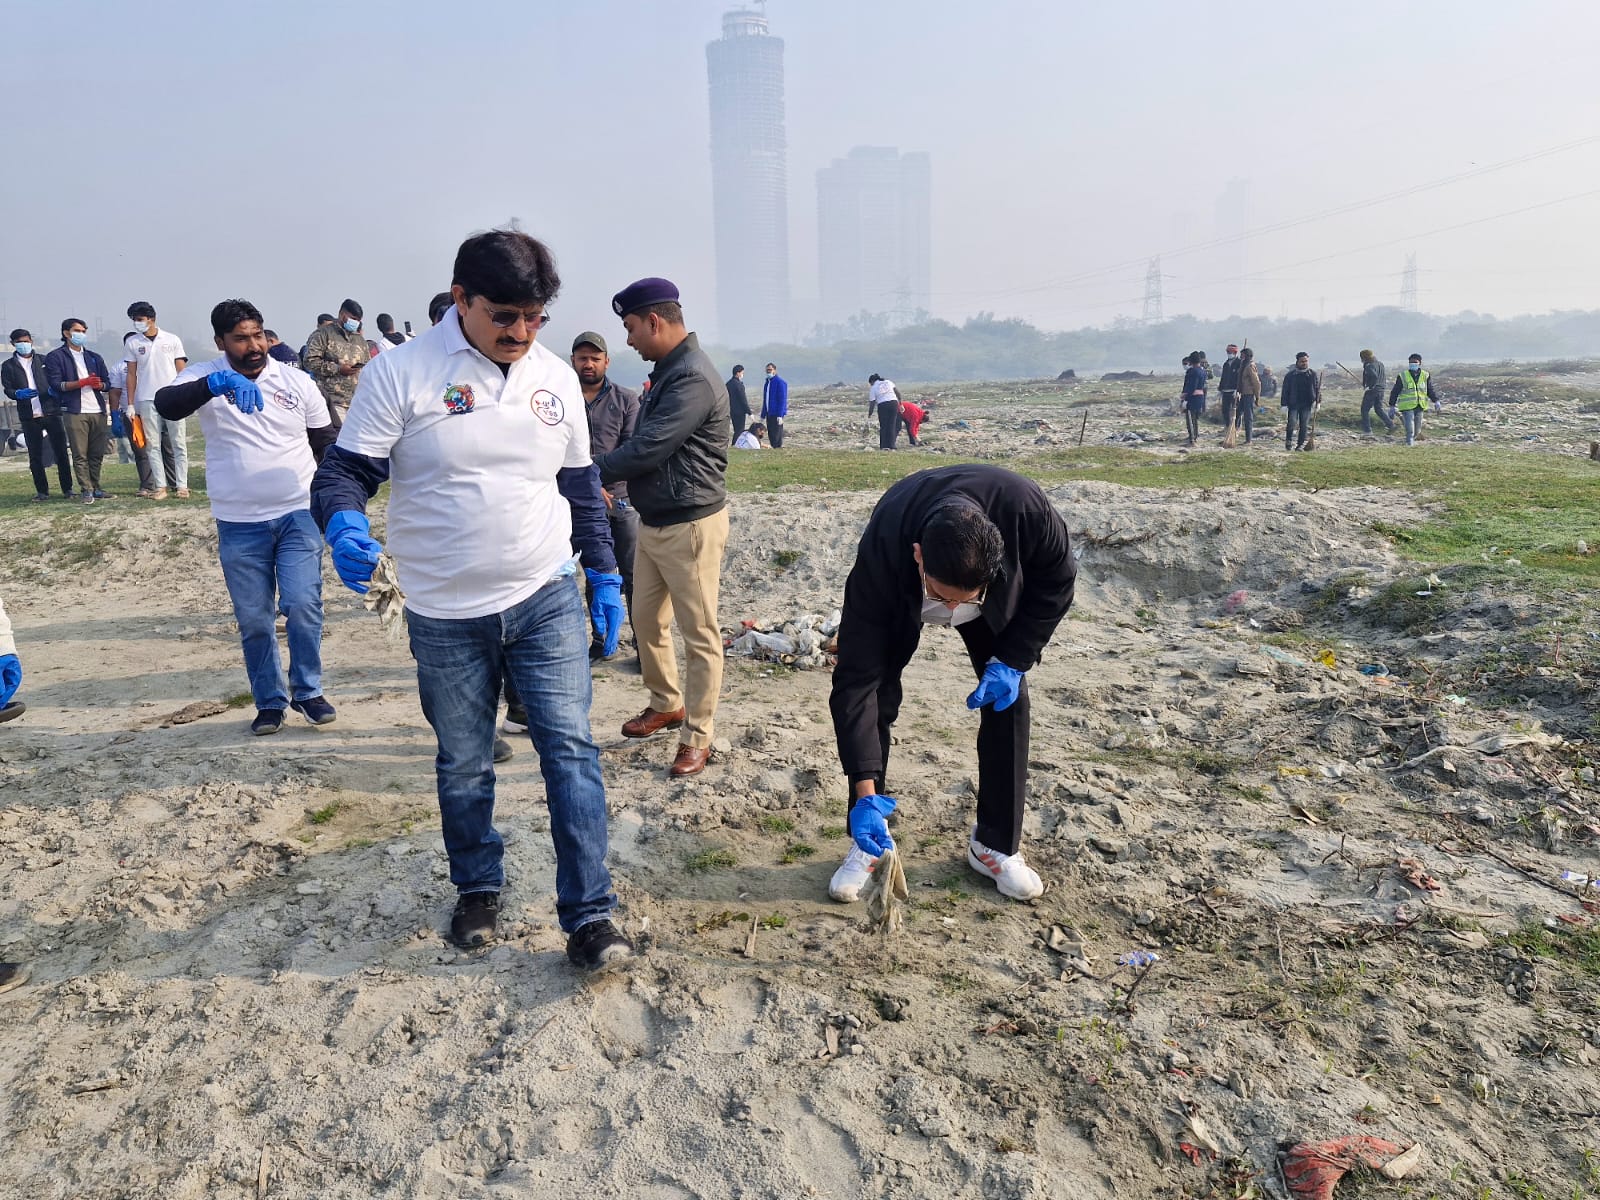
1281, 365, 1321, 409
1218, 354, 1243, 392
829, 465, 1076, 783
42, 344, 111, 415
593, 332, 729, 527
727, 373, 750, 420
2, 354, 58, 416
584, 377, 640, 501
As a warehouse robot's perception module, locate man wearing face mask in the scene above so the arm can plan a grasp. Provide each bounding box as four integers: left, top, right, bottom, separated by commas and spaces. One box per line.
301, 299, 369, 426
760, 362, 788, 448
155, 299, 338, 736
3, 331, 74, 501
123, 302, 190, 499
1389, 353, 1440, 446
827, 464, 1076, 904
43, 318, 113, 503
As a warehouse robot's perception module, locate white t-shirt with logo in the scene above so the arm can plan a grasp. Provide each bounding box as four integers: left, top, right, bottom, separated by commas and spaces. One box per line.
123, 329, 187, 405
169, 355, 331, 523
335, 307, 591, 620
870, 379, 898, 407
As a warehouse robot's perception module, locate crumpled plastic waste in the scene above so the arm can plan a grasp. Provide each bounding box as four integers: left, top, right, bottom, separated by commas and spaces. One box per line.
363, 554, 407, 639
1313, 649, 1337, 669
1261, 645, 1310, 668
725, 610, 841, 668
862, 848, 908, 933
1357, 663, 1389, 676
1280, 1137, 1423, 1198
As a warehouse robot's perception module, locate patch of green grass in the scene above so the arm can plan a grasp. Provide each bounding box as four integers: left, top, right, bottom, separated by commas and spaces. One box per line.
770, 548, 803, 569
820, 824, 846, 840
756, 814, 795, 834
307, 802, 341, 825
1506, 922, 1600, 978
780, 842, 816, 864
684, 848, 738, 874
759, 914, 788, 929
223, 691, 255, 710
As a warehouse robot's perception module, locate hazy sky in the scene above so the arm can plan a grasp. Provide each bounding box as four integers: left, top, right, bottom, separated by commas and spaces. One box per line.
5, 0, 1597, 370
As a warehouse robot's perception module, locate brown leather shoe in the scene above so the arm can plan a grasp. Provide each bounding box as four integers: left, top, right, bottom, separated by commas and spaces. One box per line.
669, 743, 711, 778
621, 706, 686, 739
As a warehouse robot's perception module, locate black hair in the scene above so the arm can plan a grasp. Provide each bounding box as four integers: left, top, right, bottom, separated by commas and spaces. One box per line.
1240, 347, 1254, 361
317, 313, 336, 325
427, 291, 454, 325
920, 504, 1004, 592
340, 298, 363, 320
1182, 354, 1194, 366
452, 230, 561, 306
765, 362, 777, 370
732, 364, 745, 375
1295, 350, 1309, 359
748, 421, 766, 436
868, 373, 882, 384
637, 300, 683, 325
61, 317, 86, 334
211, 298, 264, 337
1409, 352, 1423, 361
126, 300, 156, 320
376, 312, 395, 332
8, 329, 29, 343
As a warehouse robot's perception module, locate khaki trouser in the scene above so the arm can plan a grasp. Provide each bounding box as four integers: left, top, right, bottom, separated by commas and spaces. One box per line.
633, 507, 730, 747
64, 412, 107, 494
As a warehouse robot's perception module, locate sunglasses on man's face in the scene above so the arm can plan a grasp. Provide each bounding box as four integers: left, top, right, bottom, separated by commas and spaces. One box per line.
478, 302, 551, 330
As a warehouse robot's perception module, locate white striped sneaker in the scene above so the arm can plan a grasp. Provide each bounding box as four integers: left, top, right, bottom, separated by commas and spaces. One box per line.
828, 845, 880, 903
967, 831, 1043, 901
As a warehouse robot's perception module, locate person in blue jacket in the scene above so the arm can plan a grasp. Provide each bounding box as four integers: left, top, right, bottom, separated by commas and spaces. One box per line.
760, 361, 788, 448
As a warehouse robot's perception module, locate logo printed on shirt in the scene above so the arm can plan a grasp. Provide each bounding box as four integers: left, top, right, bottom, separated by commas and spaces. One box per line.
442, 383, 475, 415
271, 389, 299, 411
530, 389, 564, 426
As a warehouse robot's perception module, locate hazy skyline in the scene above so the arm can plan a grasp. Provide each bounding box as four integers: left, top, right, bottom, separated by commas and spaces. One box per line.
4, 0, 1597, 369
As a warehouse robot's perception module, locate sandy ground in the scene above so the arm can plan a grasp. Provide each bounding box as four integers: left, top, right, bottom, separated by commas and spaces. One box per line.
3, 369, 1600, 1198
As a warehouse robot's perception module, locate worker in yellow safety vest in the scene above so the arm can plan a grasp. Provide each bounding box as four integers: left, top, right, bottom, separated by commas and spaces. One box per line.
1388, 353, 1439, 446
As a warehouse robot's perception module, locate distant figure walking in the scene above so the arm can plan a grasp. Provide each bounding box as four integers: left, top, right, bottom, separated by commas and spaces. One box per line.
1360, 349, 1393, 435
868, 373, 902, 450
1234, 348, 1259, 444
1390, 353, 1438, 446
1181, 353, 1207, 446
761, 362, 788, 448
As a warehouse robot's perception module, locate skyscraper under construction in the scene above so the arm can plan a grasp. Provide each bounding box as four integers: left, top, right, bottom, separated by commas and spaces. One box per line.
706, 8, 791, 346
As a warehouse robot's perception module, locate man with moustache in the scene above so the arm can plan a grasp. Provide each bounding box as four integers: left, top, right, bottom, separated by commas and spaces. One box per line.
154, 299, 338, 735
310, 230, 631, 969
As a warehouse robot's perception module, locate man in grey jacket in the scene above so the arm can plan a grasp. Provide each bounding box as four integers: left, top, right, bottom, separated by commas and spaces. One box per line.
593, 278, 730, 779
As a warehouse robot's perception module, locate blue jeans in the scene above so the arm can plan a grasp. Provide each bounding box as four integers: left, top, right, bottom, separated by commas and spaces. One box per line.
216, 510, 325, 710
1401, 407, 1422, 444
406, 576, 616, 932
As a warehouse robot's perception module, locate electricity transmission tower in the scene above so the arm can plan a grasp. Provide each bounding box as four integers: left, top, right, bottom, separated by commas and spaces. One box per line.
1142, 257, 1164, 324
1400, 254, 1418, 312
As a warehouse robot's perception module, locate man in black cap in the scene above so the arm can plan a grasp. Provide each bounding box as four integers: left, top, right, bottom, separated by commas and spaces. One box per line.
726, 364, 750, 444
593, 278, 730, 779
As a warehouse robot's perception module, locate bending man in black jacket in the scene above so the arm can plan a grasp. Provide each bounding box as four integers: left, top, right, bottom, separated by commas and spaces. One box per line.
827, 465, 1076, 903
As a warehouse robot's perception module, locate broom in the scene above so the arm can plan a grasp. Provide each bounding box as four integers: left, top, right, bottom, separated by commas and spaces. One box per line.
1221, 338, 1247, 448
1303, 370, 1324, 451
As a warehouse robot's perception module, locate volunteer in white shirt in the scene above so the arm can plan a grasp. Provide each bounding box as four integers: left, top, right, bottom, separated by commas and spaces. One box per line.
154, 298, 339, 738
309, 229, 633, 971
123, 301, 188, 498
868, 372, 904, 450
733, 421, 765, 449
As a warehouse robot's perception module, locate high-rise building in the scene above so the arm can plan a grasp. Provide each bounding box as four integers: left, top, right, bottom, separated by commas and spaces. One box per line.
706, 8, 790, 346
816, 146, 931, 324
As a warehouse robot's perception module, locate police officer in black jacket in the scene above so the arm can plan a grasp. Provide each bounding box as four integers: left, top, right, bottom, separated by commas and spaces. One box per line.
826, 465, 1076, 904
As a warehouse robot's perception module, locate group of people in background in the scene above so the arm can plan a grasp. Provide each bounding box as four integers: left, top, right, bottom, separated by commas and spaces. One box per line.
1178, 344, 1442, 450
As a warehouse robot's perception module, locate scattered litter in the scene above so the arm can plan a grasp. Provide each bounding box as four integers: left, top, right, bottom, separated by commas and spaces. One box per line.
862, 848, 909, 933
1393, 728, 1562, 771
1357, 663, 1389, 677
1288, 803, 1322, 825
1261, 645, 1310, 667
725, 611, 840, 669
1280, 1136, 1424, 1198
363, 554, 407, 638
1578, 539, 1591, 556
1396, 857, 1442, 892
1559, 871, 1600, 891
1223, 589, 1249, 614
1313, 649, 1337, 670
1442, 694, 1469, 705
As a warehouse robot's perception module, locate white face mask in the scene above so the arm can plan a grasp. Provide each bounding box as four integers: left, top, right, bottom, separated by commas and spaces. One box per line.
921, 596, 984, 627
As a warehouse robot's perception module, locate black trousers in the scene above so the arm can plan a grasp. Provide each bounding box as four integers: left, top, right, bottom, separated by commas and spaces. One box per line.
839, 619, 1029, 855
877, 402, 899, 449
767, 417, 784, 448
21, 412, 72, 496
729, 407, 749, 443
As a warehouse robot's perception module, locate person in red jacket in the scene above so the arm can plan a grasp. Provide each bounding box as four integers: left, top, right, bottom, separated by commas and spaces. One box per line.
899, 399, 930, 446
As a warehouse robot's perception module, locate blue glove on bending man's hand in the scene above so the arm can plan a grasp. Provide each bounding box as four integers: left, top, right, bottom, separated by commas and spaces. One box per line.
849, 792, 897, 857
324, 511, 383, 593
585, 568, 625, 657
967, 659, 1024, 712
0, 654, 20, 707
207, 369, 263, 414
14, 389, 37, 401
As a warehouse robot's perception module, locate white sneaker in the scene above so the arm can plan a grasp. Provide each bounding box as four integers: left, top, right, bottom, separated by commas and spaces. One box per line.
828, 845, 880, 903
500, 708, 528, 735
967, 832, 1044, 901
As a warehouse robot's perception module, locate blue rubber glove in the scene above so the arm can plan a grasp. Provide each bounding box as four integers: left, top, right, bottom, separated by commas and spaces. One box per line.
15, 388, 37, 401
324, 510, 383, 593
585, 568, 625, 657
0, 654, 19, 707
208, 369, 263, 414
848, 792, 896, 857
967, 660, 1024, 712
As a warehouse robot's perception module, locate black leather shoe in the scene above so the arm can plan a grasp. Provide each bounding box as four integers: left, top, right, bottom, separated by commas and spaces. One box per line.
566, 919, 634, 971
451, 891, 500, 948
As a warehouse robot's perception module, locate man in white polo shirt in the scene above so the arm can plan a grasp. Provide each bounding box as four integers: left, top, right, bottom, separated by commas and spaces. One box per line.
123, 301, 188, 499
154, 299, 338, 736
310, 229, 631, 970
